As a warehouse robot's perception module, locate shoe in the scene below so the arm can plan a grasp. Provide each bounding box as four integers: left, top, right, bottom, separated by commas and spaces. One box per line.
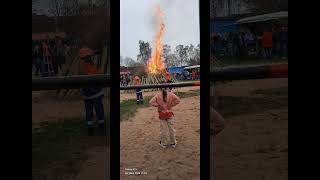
170, 141, 177, 148
159, 141, 167, 149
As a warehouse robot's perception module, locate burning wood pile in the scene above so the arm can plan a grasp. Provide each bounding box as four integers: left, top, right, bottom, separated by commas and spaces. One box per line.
142, 6, 175, 91
124, 6, 177, 92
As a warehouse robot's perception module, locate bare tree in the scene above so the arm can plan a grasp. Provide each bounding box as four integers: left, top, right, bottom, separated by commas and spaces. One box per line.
48, 0, 63, 31
32, 0, 40, 14
175, 45, 188, 67
162, 44, 171, 66
137, 40, 152, 65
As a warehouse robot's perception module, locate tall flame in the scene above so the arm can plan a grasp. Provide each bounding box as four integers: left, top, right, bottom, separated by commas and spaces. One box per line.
147, 6, 166, 74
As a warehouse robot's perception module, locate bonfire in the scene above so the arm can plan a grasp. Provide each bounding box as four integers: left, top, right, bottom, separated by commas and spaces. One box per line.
143, 5, 175, 88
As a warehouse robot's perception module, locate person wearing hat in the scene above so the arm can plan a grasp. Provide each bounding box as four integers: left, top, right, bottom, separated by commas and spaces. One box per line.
79, 47, 105, 136
133, 76, 143, 104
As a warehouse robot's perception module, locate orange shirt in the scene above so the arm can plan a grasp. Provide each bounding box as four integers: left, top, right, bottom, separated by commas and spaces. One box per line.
42, 44, 50, 56
166, 73, 172, 81
84, 63, 99, 75
262, 32, 273, 48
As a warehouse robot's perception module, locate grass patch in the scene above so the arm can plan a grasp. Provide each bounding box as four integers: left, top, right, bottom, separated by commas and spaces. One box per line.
32, 119, 106, 180
218, 87, 288, 117
120, 90, 200, 121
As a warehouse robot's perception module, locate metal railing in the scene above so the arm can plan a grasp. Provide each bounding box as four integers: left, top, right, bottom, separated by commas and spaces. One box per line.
32, 64, 288, 91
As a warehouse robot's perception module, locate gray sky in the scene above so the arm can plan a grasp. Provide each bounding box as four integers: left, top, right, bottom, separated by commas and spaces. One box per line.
120, 0, 199, 60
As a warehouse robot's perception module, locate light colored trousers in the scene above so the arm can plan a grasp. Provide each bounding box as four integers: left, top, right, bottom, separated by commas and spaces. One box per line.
160, 118, 176, 145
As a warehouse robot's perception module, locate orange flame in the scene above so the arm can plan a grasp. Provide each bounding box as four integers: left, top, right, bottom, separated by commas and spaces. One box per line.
147, 6, 167, 74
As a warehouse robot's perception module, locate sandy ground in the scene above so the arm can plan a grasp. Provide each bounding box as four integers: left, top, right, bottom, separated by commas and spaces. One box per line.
120, 86, 199, 102
211, 78, 288, 180
120, 96, 200, 180
212, 78, 288, 97
72, 146, 109, 180
32, 91, 110, 180
32, 91, 85, 124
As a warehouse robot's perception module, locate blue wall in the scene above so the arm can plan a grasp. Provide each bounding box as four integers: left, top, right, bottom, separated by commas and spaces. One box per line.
210, 20, 236, 34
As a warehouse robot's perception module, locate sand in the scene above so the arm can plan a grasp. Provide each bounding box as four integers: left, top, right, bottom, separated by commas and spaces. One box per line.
211, 78, 288, 180
73, 146, 109, 180
32, 91, 85, 124
32, 91, 110, 180
120, 96, 200, 180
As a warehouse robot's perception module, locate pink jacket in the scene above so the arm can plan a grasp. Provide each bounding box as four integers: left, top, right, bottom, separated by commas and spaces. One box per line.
211, 107, 225, 136
149, 91, 181, 114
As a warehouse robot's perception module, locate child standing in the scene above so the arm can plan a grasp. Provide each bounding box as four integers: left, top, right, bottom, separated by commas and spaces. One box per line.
78, 47, 105, 136
133, 76, 143, 104
149, 89, 181, 148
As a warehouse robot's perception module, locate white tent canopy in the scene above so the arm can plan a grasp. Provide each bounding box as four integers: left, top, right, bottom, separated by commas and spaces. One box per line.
184, 65, 200, 70
236, 11, 288, 24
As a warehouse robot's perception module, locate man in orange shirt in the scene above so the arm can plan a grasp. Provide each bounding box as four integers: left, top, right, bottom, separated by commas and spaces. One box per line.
134, 76, 143, 104
262, 28, 273, 59
79, 47, 105, 136
165, 71, 173, 91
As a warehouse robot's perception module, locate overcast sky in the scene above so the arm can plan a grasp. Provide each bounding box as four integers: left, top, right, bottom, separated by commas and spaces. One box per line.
120, 0, 199, 60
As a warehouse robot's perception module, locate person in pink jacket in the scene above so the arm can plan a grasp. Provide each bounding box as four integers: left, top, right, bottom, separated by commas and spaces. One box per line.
149, 89, 181, 148
210, 107, 225, 136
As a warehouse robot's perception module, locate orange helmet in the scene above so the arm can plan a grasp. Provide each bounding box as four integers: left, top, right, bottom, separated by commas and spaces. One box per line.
79, 47, 94, 58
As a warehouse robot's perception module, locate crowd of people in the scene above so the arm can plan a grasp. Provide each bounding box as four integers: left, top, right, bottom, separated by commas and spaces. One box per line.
211, 25, 288, 59
32, 37, 72, 77
173, 70, 200, 81
120, 74, 132, 86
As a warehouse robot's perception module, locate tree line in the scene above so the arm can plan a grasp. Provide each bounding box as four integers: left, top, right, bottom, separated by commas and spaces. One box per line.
121, 40, 200, 67
210, 0, 288, 17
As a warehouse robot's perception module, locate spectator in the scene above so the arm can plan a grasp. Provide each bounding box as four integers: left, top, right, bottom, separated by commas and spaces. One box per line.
191, 70, 196, 80
232, 32, 240, 56
125, 75, 130, 86
279, 26, 288, 58
33, 43, 43, 76
273, 27, 281, 57
244, 31, 255, 55
165, 71, 173, 91
56, 39, 66, 72
42, 42, 51, 77
134, 76, 143, 104
78, 47, 105, 136
262, 28, 273, 59
49, 41, 58, 75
